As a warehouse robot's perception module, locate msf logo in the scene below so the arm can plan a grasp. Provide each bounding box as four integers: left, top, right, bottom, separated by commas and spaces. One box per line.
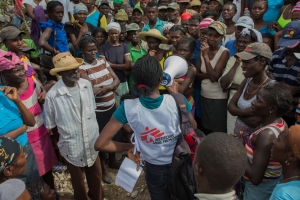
140, 127, 164, 143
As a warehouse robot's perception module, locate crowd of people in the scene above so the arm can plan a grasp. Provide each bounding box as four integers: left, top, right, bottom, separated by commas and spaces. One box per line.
1, 0, 300, 199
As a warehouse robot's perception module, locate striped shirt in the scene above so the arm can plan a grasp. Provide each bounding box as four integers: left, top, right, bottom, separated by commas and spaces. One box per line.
269, 48, 300, 86
79, 59, 115, 112
244, 119, 286, 181
44, 79, 99, 167
19, 77, 47, 143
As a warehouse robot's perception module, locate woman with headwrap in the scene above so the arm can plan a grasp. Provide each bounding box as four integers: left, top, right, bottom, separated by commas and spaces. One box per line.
0, 52, 39, 186
113, 0, 123, 15
270, 125, 300, 199
65, 3, 95, 57
1, 50, 57, 189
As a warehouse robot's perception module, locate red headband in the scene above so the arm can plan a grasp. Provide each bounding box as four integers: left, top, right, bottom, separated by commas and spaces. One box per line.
181, 12, 192, 20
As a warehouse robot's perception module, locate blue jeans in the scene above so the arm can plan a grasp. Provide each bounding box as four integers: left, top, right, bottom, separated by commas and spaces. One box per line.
18, 142, 40, 185
13, 14, 23, 27
144, 162, 171, 200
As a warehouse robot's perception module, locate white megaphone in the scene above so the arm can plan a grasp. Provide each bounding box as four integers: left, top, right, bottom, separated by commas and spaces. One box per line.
161, 54, 188, 86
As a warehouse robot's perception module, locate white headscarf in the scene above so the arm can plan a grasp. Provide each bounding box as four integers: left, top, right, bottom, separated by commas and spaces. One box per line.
107, 22, 121, 33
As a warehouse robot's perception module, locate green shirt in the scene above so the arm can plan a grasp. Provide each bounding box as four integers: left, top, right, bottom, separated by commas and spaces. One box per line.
1, 39, 39, 59
128, 41, 147, 87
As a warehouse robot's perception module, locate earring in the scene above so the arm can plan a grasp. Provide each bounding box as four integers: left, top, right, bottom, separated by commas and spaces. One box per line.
270, 111, 272, 113
285, 160, 290, 165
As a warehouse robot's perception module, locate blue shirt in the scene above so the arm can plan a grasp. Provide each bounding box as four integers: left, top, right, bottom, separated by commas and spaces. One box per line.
142, 18, 167, 35
0, 87, 28, 146
113, 95, 192, 124
263, 0, 284, 23
269, 48, 300, 86
225, 40, 237, 57
258, 25, 277, 36
39, 19, 70, 53
269, 180, 300, 200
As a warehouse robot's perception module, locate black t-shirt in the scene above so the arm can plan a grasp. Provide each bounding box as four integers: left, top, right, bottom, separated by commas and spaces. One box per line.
99, 41, 130, 82
65, 22, 95, 38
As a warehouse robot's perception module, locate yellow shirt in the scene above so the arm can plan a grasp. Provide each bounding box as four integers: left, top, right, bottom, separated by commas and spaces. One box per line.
159, 51, 173, 90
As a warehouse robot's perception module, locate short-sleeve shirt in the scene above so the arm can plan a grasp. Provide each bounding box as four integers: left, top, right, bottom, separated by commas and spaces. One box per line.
269, 48, 300, 86
225, 39, 237, 57
65, 23, 95, 38
269, 180, 300, 199
142, 18, 167, 35
113, 95, 192, 124
99, 41, 130, 83
1, 39, 39, 59
39, 19, 70, 53
0, 86, 28, 146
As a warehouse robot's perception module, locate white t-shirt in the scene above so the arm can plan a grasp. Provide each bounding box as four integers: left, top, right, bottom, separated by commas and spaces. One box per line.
58, 0, 72, 23
23, 0, 47, 9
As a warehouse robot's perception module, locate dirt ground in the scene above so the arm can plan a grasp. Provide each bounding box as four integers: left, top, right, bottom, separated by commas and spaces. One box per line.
54, 155, 151, 200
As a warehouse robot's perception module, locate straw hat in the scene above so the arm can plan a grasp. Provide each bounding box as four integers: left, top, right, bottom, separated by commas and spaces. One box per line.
138, 29, 169, 44
50, 52, 84, 76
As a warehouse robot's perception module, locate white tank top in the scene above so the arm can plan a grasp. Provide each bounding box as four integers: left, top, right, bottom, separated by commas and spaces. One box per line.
124, 95, 181, 165
201, 46, 228, 99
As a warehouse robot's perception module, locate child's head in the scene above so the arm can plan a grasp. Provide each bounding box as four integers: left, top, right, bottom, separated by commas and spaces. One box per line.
47, 1, 64, 23
177, 36, 196, 61
262, 33, 274, 52
119, 24, 127, 42
79, 35, 99, 62
92, 27, 108, 46
194, 133, 247, 193
199, 0, 209, 16
162, 22, 174, 42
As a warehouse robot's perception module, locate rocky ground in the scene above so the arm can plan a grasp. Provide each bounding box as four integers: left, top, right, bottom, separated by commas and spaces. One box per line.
54, 153, 151, 200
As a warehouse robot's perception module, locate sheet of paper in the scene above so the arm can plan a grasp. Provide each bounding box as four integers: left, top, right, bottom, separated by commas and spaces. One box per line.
115, 157, 143, 193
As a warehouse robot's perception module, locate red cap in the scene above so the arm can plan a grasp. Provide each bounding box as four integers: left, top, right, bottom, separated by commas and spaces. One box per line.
181, 12, 192, 20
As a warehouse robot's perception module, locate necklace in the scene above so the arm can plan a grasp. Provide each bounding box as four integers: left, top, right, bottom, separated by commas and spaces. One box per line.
281, 175, 300, 183
246, 76, 269, 95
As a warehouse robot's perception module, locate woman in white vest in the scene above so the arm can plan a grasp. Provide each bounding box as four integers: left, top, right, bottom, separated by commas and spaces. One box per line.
94, 55, 197, 200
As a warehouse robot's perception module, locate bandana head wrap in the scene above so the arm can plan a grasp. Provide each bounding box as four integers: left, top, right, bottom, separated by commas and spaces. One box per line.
107, 22, 121, 33
0, 137, 22, 172
163, 22, 174, 31
199, 18, 214, 29
0, 50, 23, 72
73, 3, 88, 14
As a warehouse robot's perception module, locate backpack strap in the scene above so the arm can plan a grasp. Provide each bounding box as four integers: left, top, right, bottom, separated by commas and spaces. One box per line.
170, 93, 190, 127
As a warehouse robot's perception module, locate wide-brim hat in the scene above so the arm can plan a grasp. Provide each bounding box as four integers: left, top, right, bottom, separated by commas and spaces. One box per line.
50, 52, 84, 76
235, 42, 272, 61
138, 29, 169, 44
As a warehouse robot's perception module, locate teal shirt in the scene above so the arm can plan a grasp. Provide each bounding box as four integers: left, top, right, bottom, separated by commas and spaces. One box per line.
142, 18, 167, 35
113, 95, 192, 124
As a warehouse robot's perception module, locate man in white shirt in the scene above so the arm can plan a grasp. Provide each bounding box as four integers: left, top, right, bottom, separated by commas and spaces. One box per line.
193, 132, 247, 200
44, 52, 103, 200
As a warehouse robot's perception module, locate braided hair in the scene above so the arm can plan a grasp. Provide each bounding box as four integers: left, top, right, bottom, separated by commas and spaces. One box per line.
169, 25, 186, 35
47, 1, 63, 18
123, 55, 162, 100
78, 35, 99, 50
262, 82, 294, 117
178, 36, 196, 51
252, 0, 268, 9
